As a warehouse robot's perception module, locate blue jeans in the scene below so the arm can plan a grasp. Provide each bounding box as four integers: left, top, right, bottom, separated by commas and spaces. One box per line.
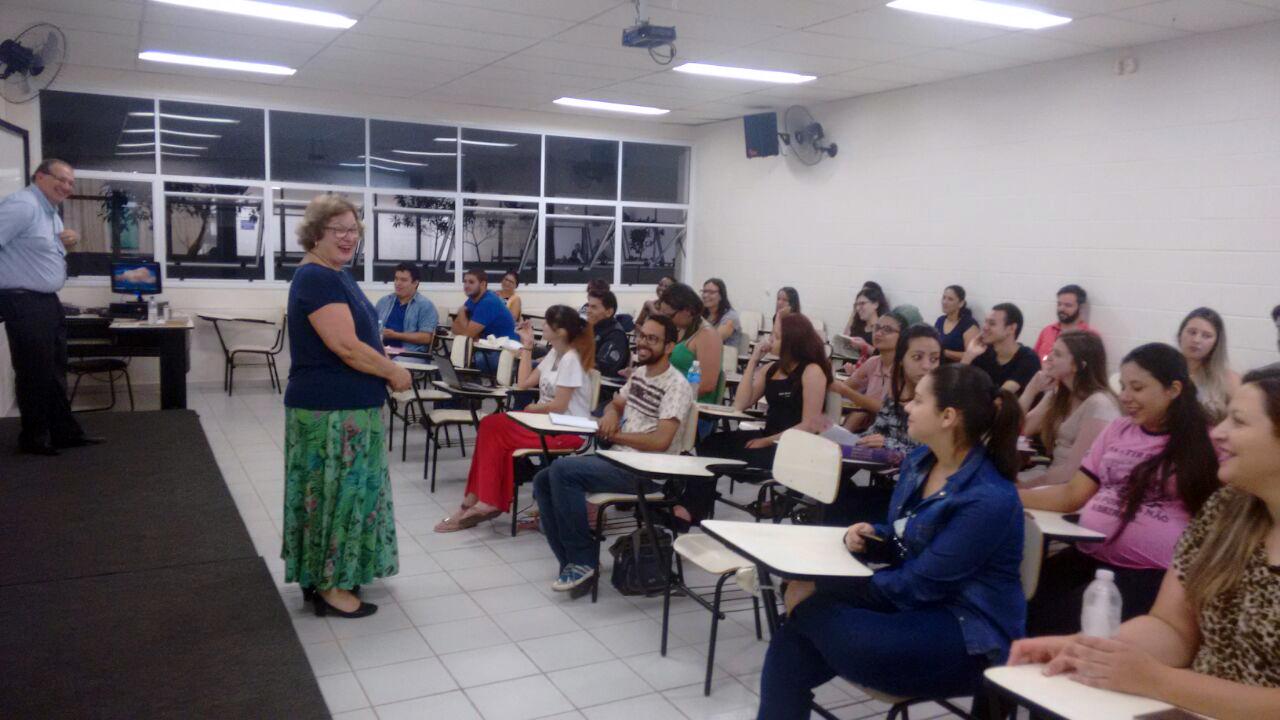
474, 349, 500, 374
533, 454, 652, 569
757, 592, 988, 719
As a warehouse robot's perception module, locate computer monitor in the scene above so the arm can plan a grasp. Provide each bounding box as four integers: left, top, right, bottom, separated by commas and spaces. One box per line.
110, 259, 162, 301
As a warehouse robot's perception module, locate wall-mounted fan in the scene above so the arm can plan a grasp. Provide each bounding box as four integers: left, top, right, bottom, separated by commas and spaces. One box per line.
1, 23, 67, 104
780, 105, 838, 166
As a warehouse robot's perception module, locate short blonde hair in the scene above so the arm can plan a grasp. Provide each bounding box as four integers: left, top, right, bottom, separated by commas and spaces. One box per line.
296, 194, 362, 251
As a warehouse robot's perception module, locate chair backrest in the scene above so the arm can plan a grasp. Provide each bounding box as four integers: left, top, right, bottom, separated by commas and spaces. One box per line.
495, 348, 515, 387
588, 369, 602, 409
450, 334, 471, 368
807, 315, 826, 337
823, 390, 843, 424
720, 345, 738, 377
772, 429, 842, 504
272, 310, 288, 352
678, 401, 700, 454
1021, 515, 1045, 600
739, 311, 762, 340
1108, 371, 1121, 395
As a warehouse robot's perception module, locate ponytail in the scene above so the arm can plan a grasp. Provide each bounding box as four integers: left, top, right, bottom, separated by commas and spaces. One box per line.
927, 364, 1026, 480
544, 305, 596, 372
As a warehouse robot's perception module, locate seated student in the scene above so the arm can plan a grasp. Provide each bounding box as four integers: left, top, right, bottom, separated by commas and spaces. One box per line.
1178, 307, 1241, 423
757, 363, 1026, 719
962, 302, 1041, 393
374, 262, 438, 353
833, 311, 905, 431
533, 315, 693, 597
1010, 365, 1280, 719
635, 274, 674, 326
1020, 343, 1220, 635
433, 306, 595, 532
935, 284, 979, 363
841, 285, 890, 359
451, 268, 518, 374
698, 313, 831, 468
773, 286, 801, 327
1032, 284, 1094, 361
496, 269, 522, 323
656, 282, 724, 405
702, 277, 743, 354
584, 288, 628, 380
1017, 331, 1120, 488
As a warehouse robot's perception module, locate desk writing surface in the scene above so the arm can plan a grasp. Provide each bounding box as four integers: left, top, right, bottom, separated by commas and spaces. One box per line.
701, 521, 873, 579
696, 402, 754, 420
1024, 509, 1105, 541
394, 358, 437, 372
111, 317, 195, 330
596, 449, 744, 478
431, 380, 509, 398
984, 665, 1177, 720
508, 412, 596, 434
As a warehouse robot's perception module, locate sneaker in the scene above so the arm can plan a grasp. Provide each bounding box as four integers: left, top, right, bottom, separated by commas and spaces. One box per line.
551, 564, 595, 592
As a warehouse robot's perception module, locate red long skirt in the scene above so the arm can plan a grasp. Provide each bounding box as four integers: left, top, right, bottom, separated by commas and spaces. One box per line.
463, 413, 585, 510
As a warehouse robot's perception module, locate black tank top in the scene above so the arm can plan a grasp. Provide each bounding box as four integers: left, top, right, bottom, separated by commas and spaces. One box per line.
763, 366, 805, 435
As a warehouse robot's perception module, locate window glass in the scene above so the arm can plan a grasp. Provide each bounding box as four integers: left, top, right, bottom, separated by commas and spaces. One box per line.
460, 199, 536, 284
41, 90, 156, 173
545, 217, 613, 285
620, 224, 683, 285
621, 142, 690, 204
368, 120, 457, 191
269, 110, 365, 186
545, 136, 617, 200
459, 128, 539, 196
623, 207, 686, 224
372, 194, 454, 282
63, 179, 154, 277
274, 189, 364, 281
165, 183, 265, 280
546, 203, 613, 217
158, 100, 264, 179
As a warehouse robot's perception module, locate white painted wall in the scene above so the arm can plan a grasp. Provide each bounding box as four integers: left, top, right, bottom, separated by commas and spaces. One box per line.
692, 21, 1280, 375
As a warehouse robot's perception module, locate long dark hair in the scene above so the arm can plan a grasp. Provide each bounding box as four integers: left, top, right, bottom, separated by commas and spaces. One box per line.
660, 282, 705, 342
927, 364, 1024, 479
778, 286, 801, 315
1115, 343, 1218, 531
850, 285, 890, 339
945, 284, 973, 322
544, 304, 595, 372
1041, 331, 1115, 452
770, 313, 833, 387
891, 323, 942, 404
1178, 307, 1232, 421
702, 277, 732, 322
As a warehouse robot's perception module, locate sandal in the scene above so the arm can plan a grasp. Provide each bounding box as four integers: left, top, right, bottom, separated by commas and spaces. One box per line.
434, 509, 501, 533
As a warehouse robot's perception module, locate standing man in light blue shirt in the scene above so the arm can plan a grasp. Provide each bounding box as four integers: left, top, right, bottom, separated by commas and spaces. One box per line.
374, 262, 438, 354
0, 158, 102, 455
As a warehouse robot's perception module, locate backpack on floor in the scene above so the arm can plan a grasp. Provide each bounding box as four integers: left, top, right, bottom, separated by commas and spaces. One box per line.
608, 525, 674, 596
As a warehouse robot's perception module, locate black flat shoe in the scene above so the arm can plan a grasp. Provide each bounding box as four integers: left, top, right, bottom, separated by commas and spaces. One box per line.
312, 595, 377, 618
19, 442, 59, 456
302, 585, 360, 603
53, 436, 106, 449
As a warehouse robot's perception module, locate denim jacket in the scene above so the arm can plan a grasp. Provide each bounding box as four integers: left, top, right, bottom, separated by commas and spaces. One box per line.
374, 292, 439, 353
870, 445, 1026, 663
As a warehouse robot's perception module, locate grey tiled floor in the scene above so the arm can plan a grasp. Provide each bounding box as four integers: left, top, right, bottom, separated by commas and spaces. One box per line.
172, 384, 965, 720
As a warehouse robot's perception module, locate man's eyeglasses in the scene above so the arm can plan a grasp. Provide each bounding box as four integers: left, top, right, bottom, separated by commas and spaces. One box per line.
636, 331, 664, 345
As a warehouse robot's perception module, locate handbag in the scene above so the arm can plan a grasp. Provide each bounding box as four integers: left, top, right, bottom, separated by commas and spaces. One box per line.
608, 525, 674, 596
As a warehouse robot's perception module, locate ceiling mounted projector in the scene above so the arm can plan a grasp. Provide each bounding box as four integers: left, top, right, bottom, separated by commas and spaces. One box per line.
622, 0, 676, 65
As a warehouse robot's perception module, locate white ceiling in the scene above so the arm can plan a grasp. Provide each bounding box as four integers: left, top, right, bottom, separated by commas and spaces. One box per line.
4, 0, 1280, 125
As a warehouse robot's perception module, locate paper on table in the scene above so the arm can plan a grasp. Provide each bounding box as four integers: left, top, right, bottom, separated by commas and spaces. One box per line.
549, 414, 598, 431
821, 424, 861, 446
485, 335, 525, 352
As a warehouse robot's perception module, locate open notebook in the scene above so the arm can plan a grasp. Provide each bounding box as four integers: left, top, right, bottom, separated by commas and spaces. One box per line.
549, 414, 598, 431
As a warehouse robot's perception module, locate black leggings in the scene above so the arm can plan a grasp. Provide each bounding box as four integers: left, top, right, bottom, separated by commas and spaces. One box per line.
1026, 545, 1166, 636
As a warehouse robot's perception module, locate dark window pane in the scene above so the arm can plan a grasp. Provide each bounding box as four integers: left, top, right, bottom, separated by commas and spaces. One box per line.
461, 200, 536, 283
620, 224, 684, 285
546, 203, 613, 217
165, 183, 265, 280
545, 217, 613, 285
369, 120, 457, 191
41, 90, 155, 173
622, 142, 690, 204
460, 128, 539, 196
623, 207, 686, 224
269, 111, 365, 185
158, 101, 264, 179
274, 189, 363, 281
64, 179, 154, 277
372, 194, 454, 282
545, 136, 617, 200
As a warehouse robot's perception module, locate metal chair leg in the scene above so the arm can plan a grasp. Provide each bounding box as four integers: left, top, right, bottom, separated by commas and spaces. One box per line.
704, 573, 732, 696
123, 368, 134, 411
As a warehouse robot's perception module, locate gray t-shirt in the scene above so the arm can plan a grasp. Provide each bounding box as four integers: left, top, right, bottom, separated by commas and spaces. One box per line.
714, 308, 744, 354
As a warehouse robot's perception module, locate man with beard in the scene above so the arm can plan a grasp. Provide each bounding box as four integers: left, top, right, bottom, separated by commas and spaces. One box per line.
962, 302, 1041, 394
531, 314, 692, 597
1033, 284, 1094, 361
452, 268, 517, 373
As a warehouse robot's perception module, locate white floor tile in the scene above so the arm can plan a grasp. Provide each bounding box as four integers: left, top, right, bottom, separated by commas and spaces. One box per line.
470, 582, 555, 615
517, 630, 616, 673
439, 643, 541, 688
373, 690, 482, 720
420, 616, 511, 655
383, 571, 463, 603
492, 605, 580, 642
317, 672, 369, 714
355, 656, 457, 706
396, 551, 444, 577
581, 693, 686, 720
332, 709, 377, 720
400, 592, 487, 627
433, 545, 506, 570
621, 646, 715, 692
546, 658, 653, 708
303, 640, 351, 677
588, 618, 685, 658
339, 628, 433, 670
448, 563, 528, 592
328, 602, 414, 640
465, 674, 574, 720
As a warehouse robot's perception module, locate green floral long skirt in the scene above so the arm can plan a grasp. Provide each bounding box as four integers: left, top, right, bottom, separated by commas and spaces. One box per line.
282, 407, 398, 590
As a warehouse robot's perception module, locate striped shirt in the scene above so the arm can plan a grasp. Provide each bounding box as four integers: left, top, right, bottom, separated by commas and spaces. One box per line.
617, 363, 693, 454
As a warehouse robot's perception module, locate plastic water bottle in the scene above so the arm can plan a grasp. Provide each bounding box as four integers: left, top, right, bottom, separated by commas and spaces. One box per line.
1080, 568, 1122, 637
687, 360, 702, 396
147, 297, 158, 324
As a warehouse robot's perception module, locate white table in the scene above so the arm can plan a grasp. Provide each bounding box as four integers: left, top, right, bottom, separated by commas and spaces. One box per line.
431, 379, 510, 399
696, 402, 756, 421
113, 316, 195, 330
595, 449, 744, 480
507, 411, 598, 435
394, 358, 437, 373
1024, 509, 1105, 542
984, 664, 1180, 720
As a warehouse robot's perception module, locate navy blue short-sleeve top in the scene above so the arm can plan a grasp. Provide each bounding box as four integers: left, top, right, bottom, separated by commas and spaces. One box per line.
284, 263, 386, 410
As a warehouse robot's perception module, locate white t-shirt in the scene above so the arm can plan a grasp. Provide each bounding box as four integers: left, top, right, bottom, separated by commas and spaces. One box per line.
537, 347, 593, 419
617, 363, 694, 454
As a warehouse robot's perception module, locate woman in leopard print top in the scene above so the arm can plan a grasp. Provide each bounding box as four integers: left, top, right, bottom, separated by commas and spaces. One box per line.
1007, 364, 1280, 719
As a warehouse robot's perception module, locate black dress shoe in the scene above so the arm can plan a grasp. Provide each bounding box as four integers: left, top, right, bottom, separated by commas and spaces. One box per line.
53, 436, 106, 449
19, 442, 59, 456
302, 585, 360, 603
312, 595, 377, 618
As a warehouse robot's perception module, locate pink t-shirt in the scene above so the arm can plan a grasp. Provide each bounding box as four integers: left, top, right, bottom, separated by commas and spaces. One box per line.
849, 354, 890, 404
1077, 417, 1190, 570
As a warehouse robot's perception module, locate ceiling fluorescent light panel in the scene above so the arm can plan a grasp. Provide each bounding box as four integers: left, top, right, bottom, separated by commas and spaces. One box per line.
554, 97, 669, 115
886, 0, 1071, 30
672, 62, 815, 84
139, 50, 296, 76
151, 0, 357, 29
